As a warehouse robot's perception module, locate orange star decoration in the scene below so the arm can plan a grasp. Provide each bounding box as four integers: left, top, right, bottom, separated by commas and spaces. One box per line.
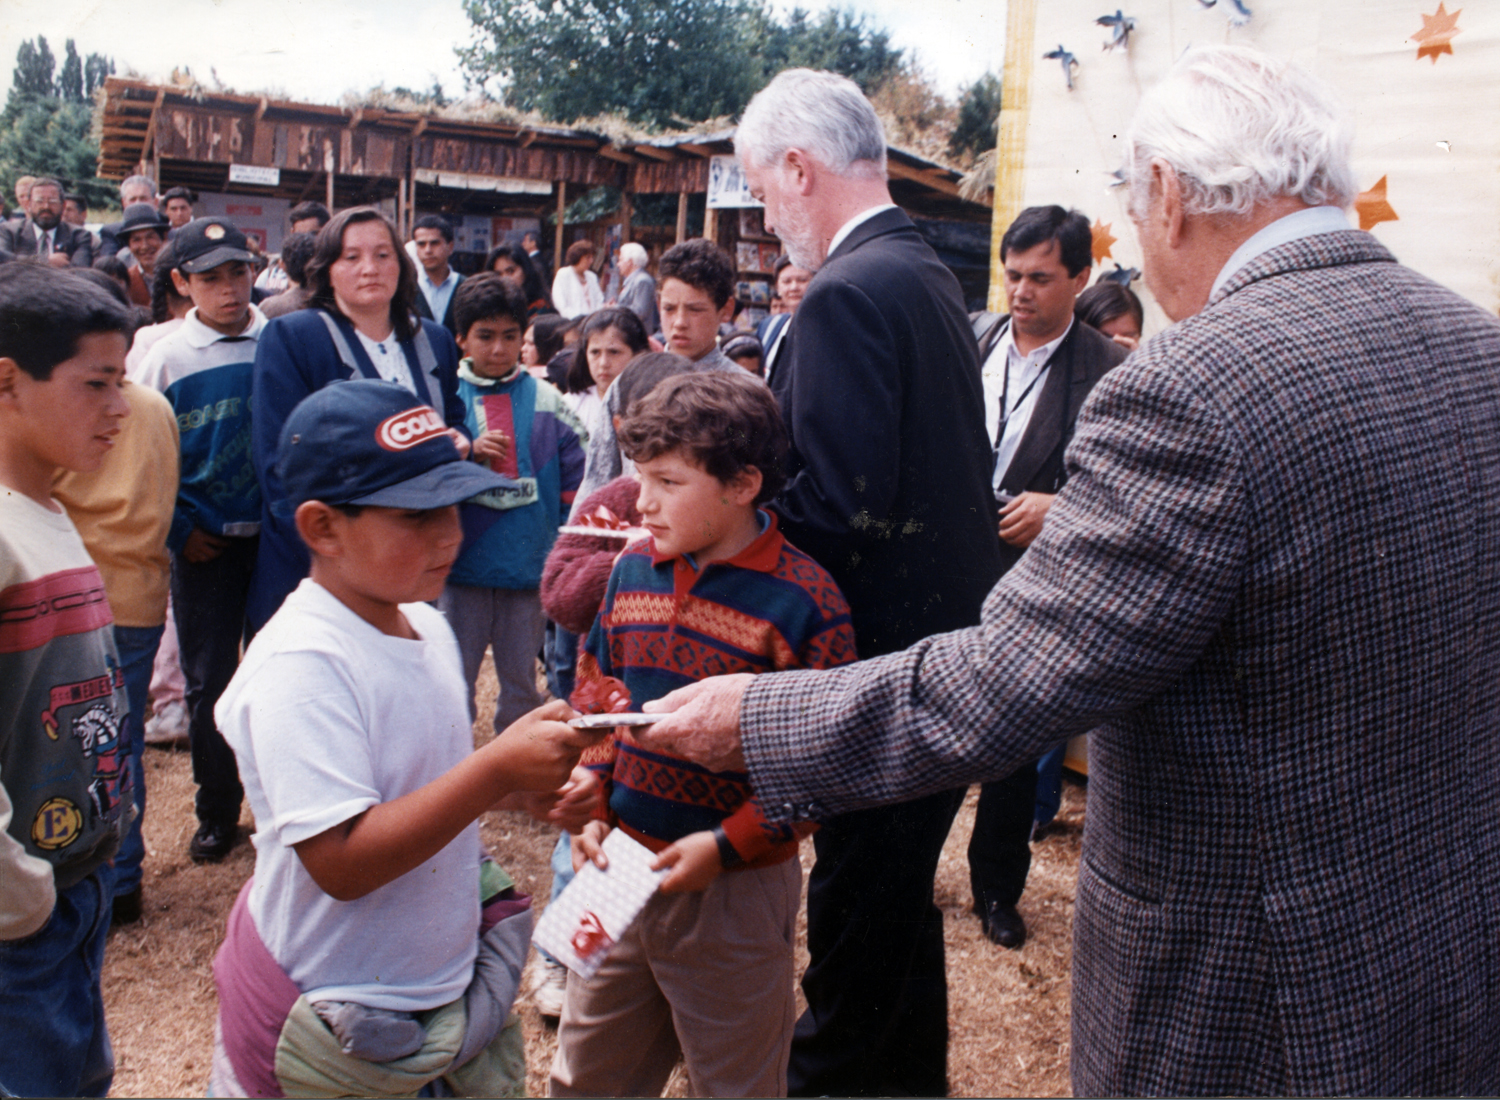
1412, 3, 1462, 63
1354, 176, 1399, 231
1091, 220, 1118, 264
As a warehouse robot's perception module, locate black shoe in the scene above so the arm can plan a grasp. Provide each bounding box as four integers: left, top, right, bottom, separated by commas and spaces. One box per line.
189, 821, 238, 863
1031, 818, 1065, 843
112, 885, 142, 925
980, 901, 1027, 950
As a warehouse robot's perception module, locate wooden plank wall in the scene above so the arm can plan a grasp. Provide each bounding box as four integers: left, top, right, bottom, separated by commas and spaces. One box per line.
412, 135, 623, 189
153, 104, 639, 190
630, 159, 710, 194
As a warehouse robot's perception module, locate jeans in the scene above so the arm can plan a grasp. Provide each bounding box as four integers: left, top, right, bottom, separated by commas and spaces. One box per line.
544, 623, 578, 705
172, 537, 255, 828
0, 867, 116, 1097
112, 623, 164, 895
1034, 744, 1067, 828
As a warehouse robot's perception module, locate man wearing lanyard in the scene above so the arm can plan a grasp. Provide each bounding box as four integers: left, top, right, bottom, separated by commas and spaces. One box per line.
966, 205, 1128, 948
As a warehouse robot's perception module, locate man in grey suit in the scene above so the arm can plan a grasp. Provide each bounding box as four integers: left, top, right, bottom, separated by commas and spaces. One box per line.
640, 45, 1500, 1096
0, 178, 93, 267
615, 241, 658, 335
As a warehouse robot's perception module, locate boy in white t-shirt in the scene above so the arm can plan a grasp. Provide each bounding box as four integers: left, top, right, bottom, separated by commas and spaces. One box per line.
209, 379, 601, 1097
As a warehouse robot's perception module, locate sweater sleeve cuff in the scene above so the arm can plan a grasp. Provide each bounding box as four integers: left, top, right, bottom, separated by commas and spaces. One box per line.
167, 507, 195, 555
719, 803, 785, 864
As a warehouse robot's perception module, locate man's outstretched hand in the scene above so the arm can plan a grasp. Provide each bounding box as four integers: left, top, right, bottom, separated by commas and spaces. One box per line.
638, 674, 754, 773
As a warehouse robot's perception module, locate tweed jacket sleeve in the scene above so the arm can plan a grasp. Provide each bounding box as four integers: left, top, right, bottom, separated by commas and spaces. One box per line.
739, 349, 1248, 820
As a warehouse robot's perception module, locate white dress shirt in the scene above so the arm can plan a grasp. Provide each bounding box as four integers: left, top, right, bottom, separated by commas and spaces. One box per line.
1210, 206, 1350, 300
826, 203, 899, 260
982, 318, 1073, 496
418, 267, 461, 325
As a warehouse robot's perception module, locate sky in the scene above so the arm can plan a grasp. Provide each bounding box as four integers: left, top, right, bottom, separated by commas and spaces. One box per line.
0, 0, 1005, 109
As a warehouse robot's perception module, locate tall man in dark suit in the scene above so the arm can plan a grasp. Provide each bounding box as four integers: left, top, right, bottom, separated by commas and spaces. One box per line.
0, 178, 93, 267
641, 45, 1500, 1096
736, 68, 1002, 1098
964, 206, 1128, 950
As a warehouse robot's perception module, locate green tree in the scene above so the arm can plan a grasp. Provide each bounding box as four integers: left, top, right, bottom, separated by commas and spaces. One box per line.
56, 39, 84, 103
758, 7, 902, 93
84, 52, 113, 98
1, 37, 117, 211
459, 0, 905, 129
10, 37, 55, 99
949, 72, 1001, 160
460, 0, 764, 128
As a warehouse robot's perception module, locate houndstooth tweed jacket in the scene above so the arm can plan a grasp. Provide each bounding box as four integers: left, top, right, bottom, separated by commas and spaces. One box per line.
739, 230, 1500, 1095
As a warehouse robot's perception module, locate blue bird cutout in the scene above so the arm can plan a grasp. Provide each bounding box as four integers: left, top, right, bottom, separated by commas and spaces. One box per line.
1043, 45, 1080, 90
1096, 11, 1137, 50
1100, 263, 1141, 286
1196, 0, 1252, 25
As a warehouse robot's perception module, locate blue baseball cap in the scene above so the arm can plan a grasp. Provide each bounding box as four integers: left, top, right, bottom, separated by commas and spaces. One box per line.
275, 379, 515, 513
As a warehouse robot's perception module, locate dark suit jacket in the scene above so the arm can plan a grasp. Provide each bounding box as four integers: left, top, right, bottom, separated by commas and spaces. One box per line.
972, 312, 1128, 572
415, 272, 465, 335
0, 219, 93, 266
743, 230, 1500, 1095
769, 207, 1001, 656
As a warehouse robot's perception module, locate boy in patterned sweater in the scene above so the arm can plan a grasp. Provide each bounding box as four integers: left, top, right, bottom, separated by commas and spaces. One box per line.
550, 372, 857, 1098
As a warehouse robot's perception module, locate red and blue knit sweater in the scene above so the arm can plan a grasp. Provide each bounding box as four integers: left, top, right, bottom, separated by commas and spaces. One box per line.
578, 511, 856, 867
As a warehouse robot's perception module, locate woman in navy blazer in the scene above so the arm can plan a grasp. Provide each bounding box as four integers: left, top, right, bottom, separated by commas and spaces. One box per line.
247, 207, 467, 631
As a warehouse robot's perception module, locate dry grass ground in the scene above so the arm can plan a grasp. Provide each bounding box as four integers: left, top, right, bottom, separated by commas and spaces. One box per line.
103, 656, 1083, 1097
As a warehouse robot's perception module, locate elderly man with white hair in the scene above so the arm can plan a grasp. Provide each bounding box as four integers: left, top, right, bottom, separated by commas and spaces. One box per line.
640, 45, 1500, 1096
614, 241, 658, 334
731, 68, 1002, 1098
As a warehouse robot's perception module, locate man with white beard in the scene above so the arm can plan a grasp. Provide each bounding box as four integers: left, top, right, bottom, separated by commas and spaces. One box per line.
734, 68, 1002, 1097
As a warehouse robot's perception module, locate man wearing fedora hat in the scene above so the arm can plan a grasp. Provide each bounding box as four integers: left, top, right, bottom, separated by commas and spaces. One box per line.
110, 203, 172, 307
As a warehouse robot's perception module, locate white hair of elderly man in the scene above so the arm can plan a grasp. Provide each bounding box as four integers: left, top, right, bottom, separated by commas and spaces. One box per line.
618, 241, 648, 271
1125, 45, 1357, 220
736, 68, 887, 180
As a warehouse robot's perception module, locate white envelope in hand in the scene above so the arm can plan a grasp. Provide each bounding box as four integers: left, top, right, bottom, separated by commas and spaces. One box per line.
532, 829, 667, 979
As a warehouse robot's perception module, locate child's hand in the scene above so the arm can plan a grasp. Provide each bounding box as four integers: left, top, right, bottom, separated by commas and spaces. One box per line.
651, 830, 723, 894
183, 527, 230, 564
572, 819, 611, 872
446, 428, 472, 460
549, 765, 601, 834
485, 700, 597, 795
471, 429, 510, 467
501, 766, 598, 830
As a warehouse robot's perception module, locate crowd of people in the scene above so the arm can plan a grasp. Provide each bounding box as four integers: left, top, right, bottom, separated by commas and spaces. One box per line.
3, 41, 1499, 1100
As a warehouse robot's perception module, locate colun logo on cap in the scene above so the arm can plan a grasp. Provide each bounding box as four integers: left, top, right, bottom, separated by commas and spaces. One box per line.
376, 406, 447, 451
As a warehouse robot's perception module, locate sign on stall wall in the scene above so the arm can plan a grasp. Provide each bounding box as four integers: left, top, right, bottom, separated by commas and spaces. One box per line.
707, 155, 759, 209
199, 193, 291, 254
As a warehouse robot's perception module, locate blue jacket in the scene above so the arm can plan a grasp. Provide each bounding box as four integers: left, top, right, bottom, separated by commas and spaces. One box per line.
448, 363, 586, 591
247, 308, 465, 630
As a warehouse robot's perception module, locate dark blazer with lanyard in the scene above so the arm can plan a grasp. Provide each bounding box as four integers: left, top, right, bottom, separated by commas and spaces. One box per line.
246, 307, 466, 631
973, 311, 1129, 572
964, 309, 1128, 936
